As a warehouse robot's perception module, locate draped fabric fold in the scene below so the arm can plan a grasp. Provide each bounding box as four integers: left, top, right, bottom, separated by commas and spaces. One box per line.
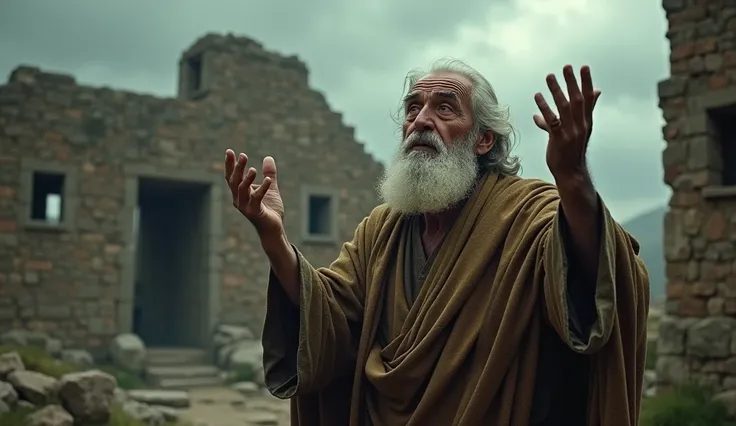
261, 173, 649, 426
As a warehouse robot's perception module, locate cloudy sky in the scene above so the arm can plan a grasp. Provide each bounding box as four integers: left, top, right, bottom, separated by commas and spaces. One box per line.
0, 0, 669, 222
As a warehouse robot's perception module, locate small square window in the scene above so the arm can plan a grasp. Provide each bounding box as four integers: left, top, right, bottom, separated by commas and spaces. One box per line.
31, 172, 65, 223
308, 195, 332, 237
20, 160, 76, 231
711, 107, 736, 186
301, 187, 338, 243
187, 55, 203, 93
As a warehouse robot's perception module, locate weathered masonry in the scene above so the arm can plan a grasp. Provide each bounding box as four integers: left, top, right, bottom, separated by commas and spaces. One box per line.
658, 1, 736, 392
0, 33, 383, 353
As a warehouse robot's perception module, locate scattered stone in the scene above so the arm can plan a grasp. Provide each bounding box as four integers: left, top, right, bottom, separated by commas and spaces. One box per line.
714, 390, 736, 418
60, 349, 94, 367
45, 338, 63, 358
213, 325, 255, 347
233, 381, 260, 396
153, 405, 180, 422
0, 351, 25, 378
7, 370, 58, 405
109, 333, 146, 374
114, 387, 129, 404
120, 401, 179, 425
57, 370, 117, 424
228, 341, 263, 371
127, 389, 191, 408
0, 399, 9, 414
230, 399, 246, 407
643, 370, 656, 393
26, 404, 74, 426
644, 386, 657, 398
18, 399, 36, 409
121, 399, 166, 426
243, 411, 279, 425
0, 380, 19, 406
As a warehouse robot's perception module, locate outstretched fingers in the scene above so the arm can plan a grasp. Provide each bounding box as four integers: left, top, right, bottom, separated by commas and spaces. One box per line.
534, 93, 563, 137
563, 65, 585, 125
252, 178, 272, 203
229, 153, 248, 199
224, 150, 236, 181
237, 167, 257, 209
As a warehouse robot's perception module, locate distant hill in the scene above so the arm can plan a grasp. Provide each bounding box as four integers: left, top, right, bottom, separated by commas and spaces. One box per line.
621, 206, 667, 304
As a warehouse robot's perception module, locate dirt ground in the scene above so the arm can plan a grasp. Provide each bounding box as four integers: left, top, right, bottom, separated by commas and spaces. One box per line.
180, 387, 290, 426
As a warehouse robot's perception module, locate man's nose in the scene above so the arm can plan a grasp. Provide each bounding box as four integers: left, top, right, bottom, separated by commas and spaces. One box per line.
414, 109, 435, 132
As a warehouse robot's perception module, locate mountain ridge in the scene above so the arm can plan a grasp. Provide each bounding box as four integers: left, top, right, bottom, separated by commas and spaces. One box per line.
621, 205, 666, 304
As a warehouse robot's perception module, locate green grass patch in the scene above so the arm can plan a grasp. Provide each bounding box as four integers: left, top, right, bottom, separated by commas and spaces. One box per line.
645, 339, 658, 371
0, 345, 145, 390
0, 404, 191, 426
641, 382, 736, 426
0, 345, 187, 425
225, 363, 256, 384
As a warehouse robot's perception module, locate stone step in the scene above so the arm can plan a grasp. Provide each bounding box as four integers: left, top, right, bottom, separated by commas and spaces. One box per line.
156, 375, 225, 389
146, 347, 208, 366
147, 364, 220, 380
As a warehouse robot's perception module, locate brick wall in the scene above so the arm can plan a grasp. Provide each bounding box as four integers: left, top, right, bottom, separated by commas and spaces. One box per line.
658, 0, 736, 391
0, 33, 384, 352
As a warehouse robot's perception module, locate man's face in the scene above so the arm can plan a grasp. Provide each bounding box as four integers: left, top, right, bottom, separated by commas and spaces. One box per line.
401, 72, 475, 152
378, 73, 486, 215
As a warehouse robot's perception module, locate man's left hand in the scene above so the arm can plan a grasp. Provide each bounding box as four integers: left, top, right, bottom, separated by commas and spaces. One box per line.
533, 65, 601, 180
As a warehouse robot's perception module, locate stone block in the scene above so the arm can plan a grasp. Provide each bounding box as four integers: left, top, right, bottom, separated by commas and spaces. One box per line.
687, 317, 736, 358
658, 77, 688, 98
659, 316, 695, 355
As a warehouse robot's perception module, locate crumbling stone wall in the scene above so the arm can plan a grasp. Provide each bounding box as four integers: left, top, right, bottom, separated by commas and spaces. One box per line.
0, 33, 384, 351
658, 1, 736, 391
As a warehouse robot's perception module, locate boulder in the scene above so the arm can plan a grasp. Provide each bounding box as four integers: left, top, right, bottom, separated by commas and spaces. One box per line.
232, 381, 260, 396
0, 399, 9, 414
213, 324, 254, 349
26, 404, 74, 426
121, 399, 166, 425
45, 338, 63, 358
60, 349, 94, 367
127, 389, 191, 408
0, 351, 24, 379
714, 390, 736, 418
0, 329, 48, 347
18, 399, 35, 409
243, 411, 279, 425
7, 370, 58, 405
227, 340, 263, 371
57, 370, 117, 424
0, 379, 18, 406
109, 333, 146, 374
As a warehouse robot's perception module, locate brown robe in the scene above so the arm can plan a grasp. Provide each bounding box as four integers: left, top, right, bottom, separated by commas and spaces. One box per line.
262, 172, 650, 426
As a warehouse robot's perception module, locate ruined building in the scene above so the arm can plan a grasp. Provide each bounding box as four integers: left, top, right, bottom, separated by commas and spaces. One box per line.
0, 34, 384, 353
658, 2, 736, 391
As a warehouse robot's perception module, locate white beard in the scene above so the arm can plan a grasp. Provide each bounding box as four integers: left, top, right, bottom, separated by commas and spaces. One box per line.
378, 130, 480, 215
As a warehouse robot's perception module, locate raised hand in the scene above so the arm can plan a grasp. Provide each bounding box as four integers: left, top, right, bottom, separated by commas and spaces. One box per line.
532, 65, 601, 179
224, 149, 285, 240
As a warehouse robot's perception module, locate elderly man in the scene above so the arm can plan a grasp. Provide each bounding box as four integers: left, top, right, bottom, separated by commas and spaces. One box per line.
224, 60, 649, 426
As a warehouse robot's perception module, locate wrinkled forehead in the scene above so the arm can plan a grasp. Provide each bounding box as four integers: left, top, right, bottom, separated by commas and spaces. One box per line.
405, 72, 473, 104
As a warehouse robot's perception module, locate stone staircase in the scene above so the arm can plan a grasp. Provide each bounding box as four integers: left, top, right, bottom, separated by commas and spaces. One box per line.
145, 347, 224, 389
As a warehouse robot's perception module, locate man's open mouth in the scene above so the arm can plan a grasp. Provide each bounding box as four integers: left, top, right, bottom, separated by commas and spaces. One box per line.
408, 142, 437, 152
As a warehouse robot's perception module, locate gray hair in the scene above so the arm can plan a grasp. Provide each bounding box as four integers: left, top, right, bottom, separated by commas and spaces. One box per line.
394, 58, 521, 176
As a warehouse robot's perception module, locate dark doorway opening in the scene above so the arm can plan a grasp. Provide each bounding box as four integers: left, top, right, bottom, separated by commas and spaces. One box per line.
132, 178, 210, 348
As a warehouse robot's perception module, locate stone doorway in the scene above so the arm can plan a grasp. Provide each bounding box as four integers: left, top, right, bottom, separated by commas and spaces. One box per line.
131, 177, 211, 347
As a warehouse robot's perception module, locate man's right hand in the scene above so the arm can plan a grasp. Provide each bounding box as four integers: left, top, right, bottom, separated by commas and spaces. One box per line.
224, 149, 285, 244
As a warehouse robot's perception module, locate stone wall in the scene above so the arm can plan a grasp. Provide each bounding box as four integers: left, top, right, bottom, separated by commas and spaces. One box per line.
0, 33, 384, 352
658, 0, 736, 391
